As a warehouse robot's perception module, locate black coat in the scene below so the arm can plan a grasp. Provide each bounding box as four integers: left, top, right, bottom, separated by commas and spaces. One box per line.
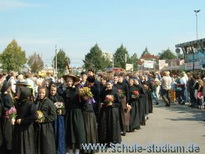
35, 97, 57, 154
1, 93, 14, 150
98, 88, 121, 144
63, 87, 86, 149
12, 101, 37, 154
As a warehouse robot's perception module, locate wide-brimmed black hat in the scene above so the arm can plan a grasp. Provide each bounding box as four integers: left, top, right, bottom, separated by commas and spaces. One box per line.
19, 87, 32, 101
1, 81, 10, 94
62, 74, 80, 82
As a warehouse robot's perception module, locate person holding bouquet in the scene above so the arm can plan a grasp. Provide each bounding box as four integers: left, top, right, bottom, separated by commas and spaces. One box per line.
35, 86, 57, 154
99, 80, 121, 144
133, 78, 146, 126
113, 73, 130, 136
49, 83, 66, 154
12, 87, 37, 154
80, 76, 98, 153
128, 77, 141, 132
1, 81, 15, 154
62, 74, 86, 154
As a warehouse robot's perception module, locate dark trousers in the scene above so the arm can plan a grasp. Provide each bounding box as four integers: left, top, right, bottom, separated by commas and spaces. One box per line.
162, 89, 171, 106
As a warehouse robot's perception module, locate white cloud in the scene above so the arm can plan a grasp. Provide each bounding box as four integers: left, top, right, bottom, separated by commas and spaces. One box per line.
0, 0, 43, 11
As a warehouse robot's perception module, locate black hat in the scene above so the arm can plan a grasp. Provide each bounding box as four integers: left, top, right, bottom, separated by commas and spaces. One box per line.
88, 68, 95, 73
87, 76, 95, 83
1, 81, 10, 94
19, 87, 31, 101
80, 71, 87, 76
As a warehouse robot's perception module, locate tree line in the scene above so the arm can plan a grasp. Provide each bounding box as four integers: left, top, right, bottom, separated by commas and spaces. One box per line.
0, 40, 180, 74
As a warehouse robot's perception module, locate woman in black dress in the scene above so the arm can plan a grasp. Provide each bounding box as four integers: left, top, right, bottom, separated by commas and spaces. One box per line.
1, 81, 15, 154
12, 87, 37, 154
128, 78, 141, 132
49, 84, 66, 154
62, 74, 86, 154
35, 86, 57, 154
99, 81, 121, 144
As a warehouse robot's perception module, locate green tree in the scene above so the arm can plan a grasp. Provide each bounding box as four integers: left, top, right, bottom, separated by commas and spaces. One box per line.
140, 47, 150, 58
158, 48, 177, 60
130, 53, 138, 71
114, 44, 129, 69
0, 40, 27, 72
27, 52, 44, 73
83, 44, 111, 71
53, 49, 70, 76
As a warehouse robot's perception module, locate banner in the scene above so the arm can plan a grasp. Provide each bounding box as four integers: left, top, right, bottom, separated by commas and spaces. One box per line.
126, 64, 133, 71
143, 60, 154, 68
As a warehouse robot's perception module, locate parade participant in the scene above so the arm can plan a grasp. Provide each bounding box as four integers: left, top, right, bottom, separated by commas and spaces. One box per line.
128, 77, 140, 132
133, 78, 146, 126
80, 76, 98, 153
87, 68, 101, 93
35, 86, 57, 154
62, 74, 86, 154
113, 73, 130, 135
1, 81, 16, 154
140, 75, 149, 119
100, 75, 107, 94
99, 80, 121, 144
49, 84, 66, 154
161, 71, 172, 107
80, 71, 87, 87
12, 87, 37, 154
145, 75, 154, 113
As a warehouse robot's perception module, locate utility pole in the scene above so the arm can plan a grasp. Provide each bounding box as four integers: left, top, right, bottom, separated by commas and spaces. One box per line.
55, 45, 57, 76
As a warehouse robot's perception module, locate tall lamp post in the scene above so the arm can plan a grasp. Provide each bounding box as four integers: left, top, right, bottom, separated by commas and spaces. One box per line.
193, 10, 200, 71
55, 45, 58, 76
194, 10, 200, 41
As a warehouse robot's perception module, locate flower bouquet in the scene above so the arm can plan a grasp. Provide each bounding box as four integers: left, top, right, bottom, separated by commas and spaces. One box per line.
36, 110, 45, 123
131, 90, 139, 99
79, 87, 95, 104
6, 107, 17, 125
103, 95, 114, 107
54, 102, 65, 115
118, 89, 125, 98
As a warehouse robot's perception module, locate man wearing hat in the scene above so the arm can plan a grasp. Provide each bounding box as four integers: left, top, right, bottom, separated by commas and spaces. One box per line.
87, 68, 101, 93
86, 76, 100, 117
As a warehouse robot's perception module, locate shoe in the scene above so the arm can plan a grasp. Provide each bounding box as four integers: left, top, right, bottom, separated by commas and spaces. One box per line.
121, 132, 126, 136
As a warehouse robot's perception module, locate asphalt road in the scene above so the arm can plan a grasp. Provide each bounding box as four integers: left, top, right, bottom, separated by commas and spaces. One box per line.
100, 101, 205, 154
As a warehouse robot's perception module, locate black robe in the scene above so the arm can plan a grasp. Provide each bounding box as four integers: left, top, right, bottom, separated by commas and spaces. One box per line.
1, 93, 14, 151
128, 85, 141, 131
114, 82, 130, 132
98, 88, 121, 144
35, 97, 57, 154
134, 84, 146, 126
80, 86, 98, 152
12, 101, 37, 154
63, 87, 86, 149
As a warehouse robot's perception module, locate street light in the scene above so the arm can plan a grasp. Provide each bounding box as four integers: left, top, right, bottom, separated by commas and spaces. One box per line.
55, 45, 57, 76
193, 10, 200, 71
194, 10, 200, 41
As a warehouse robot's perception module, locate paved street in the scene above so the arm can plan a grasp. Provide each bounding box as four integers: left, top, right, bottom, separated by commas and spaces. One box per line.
104, 101, 205, 154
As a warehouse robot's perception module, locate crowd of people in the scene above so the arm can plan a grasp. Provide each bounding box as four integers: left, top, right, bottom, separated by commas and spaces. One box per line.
0, 69, 204, 154
0, 70, 155, 154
